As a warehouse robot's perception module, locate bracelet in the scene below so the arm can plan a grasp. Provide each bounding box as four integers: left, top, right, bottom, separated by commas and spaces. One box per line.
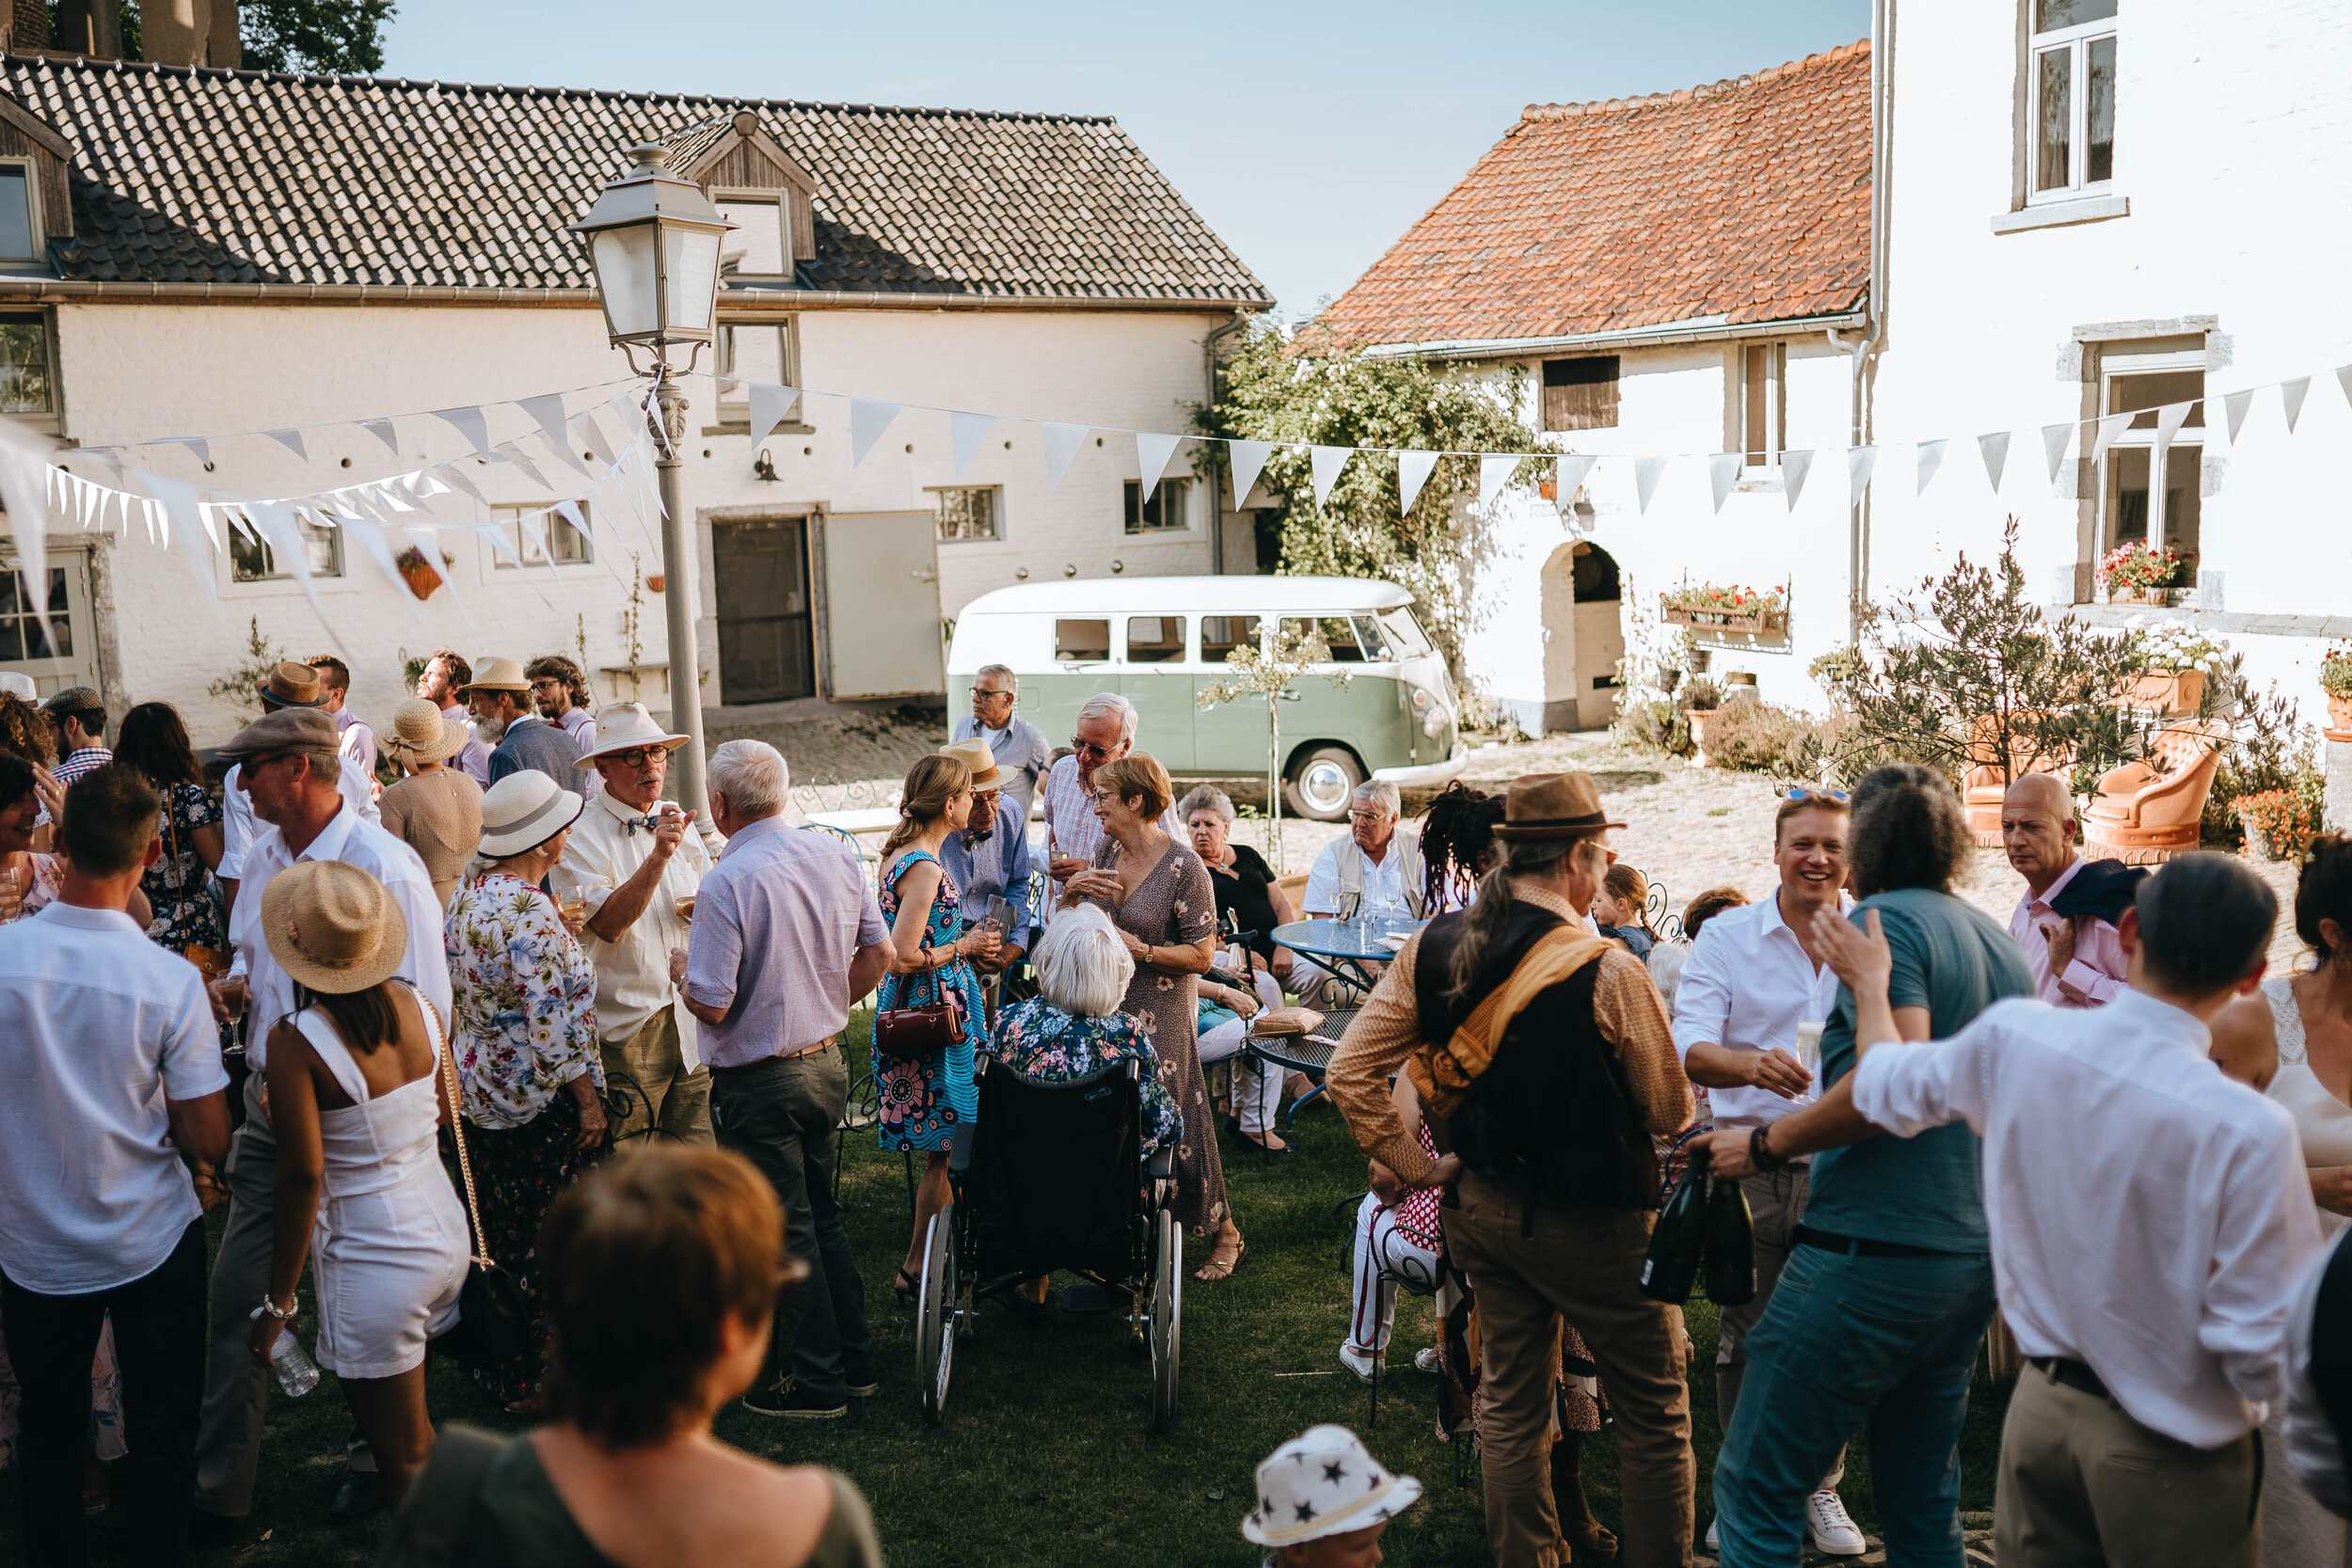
250, 1295, 295, 1322
1749, 1124, 1788, 1174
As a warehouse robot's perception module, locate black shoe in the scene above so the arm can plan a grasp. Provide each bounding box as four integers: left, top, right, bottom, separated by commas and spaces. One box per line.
741, 1382, 847, 1419
845, 1374, 881, 1399
328, 1469, 386, 1524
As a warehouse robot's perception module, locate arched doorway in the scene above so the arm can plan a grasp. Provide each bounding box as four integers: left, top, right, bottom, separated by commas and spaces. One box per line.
1538, 541, 1624, 733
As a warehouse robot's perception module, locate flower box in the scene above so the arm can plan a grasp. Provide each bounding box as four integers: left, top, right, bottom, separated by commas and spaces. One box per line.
2096, 544, 2184, 600
1662, 606, 1788, 635
2123, 669, 2205, 714
394, 546, 443, 602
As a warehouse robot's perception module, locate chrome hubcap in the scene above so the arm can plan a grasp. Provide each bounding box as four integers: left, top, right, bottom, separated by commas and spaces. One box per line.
1298, 761, 1352, 815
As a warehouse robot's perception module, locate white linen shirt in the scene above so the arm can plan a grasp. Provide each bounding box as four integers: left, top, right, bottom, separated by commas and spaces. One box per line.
1851, 988, 2321, 1448
555, 707, 600, 799
1302, 835, 1416, 919
0, 903, 226, 1293
229, 805, 450, 1070
549, 788, 713, 1066
1669, 892, 1845, 1128
217, 755, 379, 880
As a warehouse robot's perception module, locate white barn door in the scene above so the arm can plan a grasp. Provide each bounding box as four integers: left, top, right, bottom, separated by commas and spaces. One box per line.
818, 511, 944, 701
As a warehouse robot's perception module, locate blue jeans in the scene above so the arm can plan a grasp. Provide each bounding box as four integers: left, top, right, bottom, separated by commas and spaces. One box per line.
1712, 1241, 1996, 1567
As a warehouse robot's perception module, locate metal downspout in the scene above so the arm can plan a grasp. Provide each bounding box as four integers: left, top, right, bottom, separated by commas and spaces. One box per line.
1203, 311, 1248, 574
1835, 0, 1894, 644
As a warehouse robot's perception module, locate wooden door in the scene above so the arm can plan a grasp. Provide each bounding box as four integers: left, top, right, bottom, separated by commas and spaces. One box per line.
819, 512, 944, 701
712, 517, 815, 705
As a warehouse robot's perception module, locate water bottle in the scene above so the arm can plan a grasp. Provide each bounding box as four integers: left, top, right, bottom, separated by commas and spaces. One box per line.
270, 1328, 320, 1397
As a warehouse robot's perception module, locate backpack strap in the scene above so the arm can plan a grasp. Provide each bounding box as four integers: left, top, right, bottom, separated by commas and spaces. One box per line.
398, 1423, 504, 1568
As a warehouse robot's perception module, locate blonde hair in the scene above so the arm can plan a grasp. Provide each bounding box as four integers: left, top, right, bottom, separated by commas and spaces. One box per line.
1093, 752, 1173, 821
1603, 863, 1654, 934
881, 752, 973, 865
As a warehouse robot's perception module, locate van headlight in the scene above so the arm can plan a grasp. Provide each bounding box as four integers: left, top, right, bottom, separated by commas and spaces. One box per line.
1413, 687, 1449, 736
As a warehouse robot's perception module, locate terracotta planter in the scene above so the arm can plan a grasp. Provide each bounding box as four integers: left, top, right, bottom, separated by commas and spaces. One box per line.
2126, 669, 2205, 713
2328, 691, 2352, 733
644, 574, 667, 594
2241, 811, 2277, 863
1687, 708, 1718, 766
2106, 585, 2176, 606
396, 555, 443, 601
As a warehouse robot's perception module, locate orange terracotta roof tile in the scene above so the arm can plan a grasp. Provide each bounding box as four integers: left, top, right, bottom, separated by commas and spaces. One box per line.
1315, 40, 1869, 348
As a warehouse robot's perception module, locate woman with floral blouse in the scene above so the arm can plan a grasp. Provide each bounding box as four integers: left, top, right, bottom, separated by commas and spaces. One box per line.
443, 772, 604, 1410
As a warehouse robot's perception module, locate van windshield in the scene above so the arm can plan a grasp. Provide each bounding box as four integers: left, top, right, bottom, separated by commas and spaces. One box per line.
1376, 609, 1431, 658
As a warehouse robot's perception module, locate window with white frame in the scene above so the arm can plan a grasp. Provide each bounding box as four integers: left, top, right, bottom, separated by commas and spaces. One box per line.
1739, 342, 1786, 467
2030, 0, 2117, 199
932, 485, 999, 543
2096, 347, 2202, 579
714, 197, 791, 279
230, 515, 343, 582
491, 501, 593, 567
0, 311, 53, 415
0, 165, 35, 263
1123, 477, 1191, 533
716, 317, 799, 421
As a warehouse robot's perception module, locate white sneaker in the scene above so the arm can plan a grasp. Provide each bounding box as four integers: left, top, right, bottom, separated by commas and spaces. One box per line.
1338, 1342, 1384, 1385
1414, 1347, 1441, 1374
1806, 1490, 1867, 1557
1704, 1517, 1720, 1553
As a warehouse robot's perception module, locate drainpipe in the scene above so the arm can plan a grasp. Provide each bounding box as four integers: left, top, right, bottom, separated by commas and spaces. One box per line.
1831, 0, 1895, 645
1204, 311, 1248, 575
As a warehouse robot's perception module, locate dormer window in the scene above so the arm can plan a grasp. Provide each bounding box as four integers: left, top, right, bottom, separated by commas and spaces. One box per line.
0, 166, 37, 261
715, 196, 791, 282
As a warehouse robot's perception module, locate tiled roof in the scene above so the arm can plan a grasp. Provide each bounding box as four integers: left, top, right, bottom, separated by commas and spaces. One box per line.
1312, 40, 1870, 349
0, 54, 1270, 305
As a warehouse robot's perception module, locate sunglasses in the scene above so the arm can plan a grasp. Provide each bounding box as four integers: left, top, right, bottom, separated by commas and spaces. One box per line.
1069, 738, 1113, 761
1785, 786, 1850, 804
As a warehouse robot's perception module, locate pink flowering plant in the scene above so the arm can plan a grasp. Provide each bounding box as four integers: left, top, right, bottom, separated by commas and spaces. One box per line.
1659, 582, 1787, 617
2096, 544, 2183, 595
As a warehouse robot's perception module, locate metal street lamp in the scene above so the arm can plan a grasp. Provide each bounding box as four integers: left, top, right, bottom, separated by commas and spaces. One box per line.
572, 141, 734, 817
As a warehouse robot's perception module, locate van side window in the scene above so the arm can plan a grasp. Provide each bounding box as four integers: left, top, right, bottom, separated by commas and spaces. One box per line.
1351, 615, 1393, 660
1056, 618, 1111, 662
1124, 616, 1186, 664
1201, 614, 1261, 663
1280, 616, 1368, 662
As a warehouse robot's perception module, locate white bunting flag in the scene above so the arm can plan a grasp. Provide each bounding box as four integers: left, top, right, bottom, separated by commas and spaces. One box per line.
1395, 450, 1439, 516
336, 509, 411, 599
1310, 445, 1352, 510
1978, 432, 2011, 491
1478, 454, 1519, 515
495, 440, 555, 494
1707, 452, 1740, 514
162, 436, 212, 469
0, 420, 56, 641
435, 462, 487, 506
2224, 389, 2254, 444
266, 429, 308, 463
133, 468, 217, 600
575, 411, 620, 470
2090, 411, 2134, 463
950, 411, 998, 479
1042, 422, 1089, 492
1227, 439, 1275, 508
2339, 364, 2352, 412
250, 499, 342, 649
2153, 402, 2192, 467
554, 499, 590, 545
1634, 455, 1669, 515
472, 520, 525, 570
1915, 438, 1948, 495
522, 396, 590, 476
2042, 421, 2075, 482
1847, 445, 1879, 502
1553, 453, 1597, 508
414, 471, 452, 499
431, 405, 491, 455
360, 418, 400, 455
748, 384, 802, 450
1136, 433, 1185, 503
1781, 450, 1814, 513
2283, 377, 2312, 434
850, 399, 902, 467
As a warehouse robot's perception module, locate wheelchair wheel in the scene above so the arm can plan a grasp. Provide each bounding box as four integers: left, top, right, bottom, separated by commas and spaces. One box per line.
1147, 1209, 1182, 1432
916, 1202, 959, 1426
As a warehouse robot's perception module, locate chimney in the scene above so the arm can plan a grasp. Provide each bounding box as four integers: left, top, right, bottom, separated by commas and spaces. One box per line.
143, 0, 237, 67
207, 0, 240, 69
55, 0, 121, 57
8, 0, 51, 51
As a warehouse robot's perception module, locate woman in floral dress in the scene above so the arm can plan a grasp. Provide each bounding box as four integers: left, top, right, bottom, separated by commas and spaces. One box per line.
874, 752, 998, 1303
444, 774, 605, 1409
114, 703, 227, 959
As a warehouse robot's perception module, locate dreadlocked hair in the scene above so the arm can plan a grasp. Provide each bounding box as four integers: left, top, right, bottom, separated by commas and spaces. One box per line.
1420, 782, 1506, 912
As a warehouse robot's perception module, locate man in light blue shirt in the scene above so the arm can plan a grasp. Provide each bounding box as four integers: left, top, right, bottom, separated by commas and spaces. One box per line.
936, 738, 1037, 980
950, 663, 1053, 826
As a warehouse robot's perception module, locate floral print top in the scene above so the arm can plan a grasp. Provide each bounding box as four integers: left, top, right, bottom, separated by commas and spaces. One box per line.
142, 783, 226, 955
984, 997, 1182, 1157
444, 870, 602, 1131
2, 852, 61, 924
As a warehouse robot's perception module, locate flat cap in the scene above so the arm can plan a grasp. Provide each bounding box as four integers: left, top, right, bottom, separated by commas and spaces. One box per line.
40, 685, 102, 715
218, 706, 338, 759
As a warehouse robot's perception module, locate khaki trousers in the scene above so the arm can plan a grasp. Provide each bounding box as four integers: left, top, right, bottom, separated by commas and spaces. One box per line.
1444, 1174, 1694, 1568
1996, 1361, 2259, 1568
1715, 1162, 1845, 1494
601, 1005, 712, 1145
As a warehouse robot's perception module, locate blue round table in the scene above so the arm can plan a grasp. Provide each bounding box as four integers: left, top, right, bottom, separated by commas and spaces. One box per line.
1250, 916, 1426, 1130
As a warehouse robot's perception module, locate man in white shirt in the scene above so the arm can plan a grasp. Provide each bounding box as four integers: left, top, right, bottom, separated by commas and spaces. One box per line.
527, 654, 601, 799
195, 706, 447, 1531
1041, 691, 1184, 909
310, 654, 376, 780
1302, 780, 1425, 919
1817, 850, 2317, 1567
950, 662, 1053, 826
1670, 789, 1862, 1558
0, 765, 229, 1566
216, 661, 378, 908
551, 703, 715, 1145
2003, 773, 2132, 1008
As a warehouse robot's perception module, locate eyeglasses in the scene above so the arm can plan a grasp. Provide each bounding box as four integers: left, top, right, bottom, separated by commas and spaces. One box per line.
1347, 809, 1391, 824
970, 686, 1013, 701
529, 678, 565, 692
1069, 738, 1113, 761
603, 747, 662, 768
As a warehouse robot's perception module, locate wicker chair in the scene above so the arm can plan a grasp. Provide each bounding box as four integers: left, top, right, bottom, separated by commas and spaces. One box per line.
2081, 719, 2228, 864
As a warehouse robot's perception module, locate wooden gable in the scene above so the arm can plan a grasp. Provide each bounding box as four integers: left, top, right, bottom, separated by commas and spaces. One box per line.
675, 109, 818, 264
0, 88, 72, 246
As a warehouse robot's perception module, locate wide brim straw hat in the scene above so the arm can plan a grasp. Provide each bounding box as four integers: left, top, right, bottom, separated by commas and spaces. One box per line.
463, 656, 531, 694
575, 703, 688, 768
261, 860, 409, 995
935, 736, 1002, 789
382, 697, 469, 765
1240, 1424, 1422, 1547
479, 771, 584, 859
1488, 770, 1628, 841
256, 661, 327, 709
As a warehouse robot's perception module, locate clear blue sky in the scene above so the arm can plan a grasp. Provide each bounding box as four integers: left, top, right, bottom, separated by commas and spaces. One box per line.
381, 1, 1870, 319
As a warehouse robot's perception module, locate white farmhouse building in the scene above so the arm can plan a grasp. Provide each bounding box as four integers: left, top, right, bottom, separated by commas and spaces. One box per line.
0, 55, 1266, 745
1311, 43, 1873, 732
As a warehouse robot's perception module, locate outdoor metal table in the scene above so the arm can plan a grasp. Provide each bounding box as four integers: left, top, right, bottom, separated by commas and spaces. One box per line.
1268, 915, 1426, 997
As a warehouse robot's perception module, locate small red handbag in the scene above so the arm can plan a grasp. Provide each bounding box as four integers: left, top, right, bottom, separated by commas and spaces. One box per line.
874, 957, 961, 1060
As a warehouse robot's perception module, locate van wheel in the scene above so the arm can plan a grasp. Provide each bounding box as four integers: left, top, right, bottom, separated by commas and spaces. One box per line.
1285, 747, 1362, 821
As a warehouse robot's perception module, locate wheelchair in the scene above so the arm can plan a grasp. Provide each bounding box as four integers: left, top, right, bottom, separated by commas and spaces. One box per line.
914, 1055, 1183, 1431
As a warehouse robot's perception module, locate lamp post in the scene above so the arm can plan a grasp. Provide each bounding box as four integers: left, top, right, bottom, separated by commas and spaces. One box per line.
571, 142, 734, 818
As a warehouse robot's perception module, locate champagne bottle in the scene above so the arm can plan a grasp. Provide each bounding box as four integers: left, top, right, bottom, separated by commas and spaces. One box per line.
1640, 1148, 1710, 1304
1704, 1160, 1758, 1307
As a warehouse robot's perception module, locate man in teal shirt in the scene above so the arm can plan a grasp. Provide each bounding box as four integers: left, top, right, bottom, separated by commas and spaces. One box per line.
1697, 764, 2031, 1566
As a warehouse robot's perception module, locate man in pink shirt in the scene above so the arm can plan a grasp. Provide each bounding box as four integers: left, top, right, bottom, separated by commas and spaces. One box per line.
2003, 773, 2132, 1007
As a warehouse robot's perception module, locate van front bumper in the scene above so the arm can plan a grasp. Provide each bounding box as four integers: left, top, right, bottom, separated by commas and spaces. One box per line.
1371, 741, 1469, 790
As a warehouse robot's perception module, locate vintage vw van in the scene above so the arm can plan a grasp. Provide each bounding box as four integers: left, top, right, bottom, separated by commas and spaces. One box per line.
946, 577, 1466, 819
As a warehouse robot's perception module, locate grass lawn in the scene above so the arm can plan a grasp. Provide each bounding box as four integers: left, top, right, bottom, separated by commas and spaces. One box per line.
0, 1041, 2013, 1567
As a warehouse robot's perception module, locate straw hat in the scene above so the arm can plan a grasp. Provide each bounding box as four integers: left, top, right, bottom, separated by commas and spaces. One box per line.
381, 698, 469, 766
575, 703, 688, 768
261, 861, 409, 995
1488, 771, 1627, 841
0, 673, 32, 700
479, 771, 584, 859
255, 661, 326, 709
1240, 1425, 1422, 1548
935, 736, 1002, 790
464, 657, 531, 694
218, 706, 338, 760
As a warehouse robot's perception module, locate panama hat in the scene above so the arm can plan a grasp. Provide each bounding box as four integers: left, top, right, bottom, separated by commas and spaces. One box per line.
463, 656, 531, 694
261, 861, 409, 996
0, 673, 33, 700
575, 703, 688, 768
254, 661, 327, 710
479, 771, 584, 859
218, 706, 338, 760
1240, 1424, 1422, 1548
1488, 770, 1628, 841
381, 697, 469, 765
935, 736, 1002, 790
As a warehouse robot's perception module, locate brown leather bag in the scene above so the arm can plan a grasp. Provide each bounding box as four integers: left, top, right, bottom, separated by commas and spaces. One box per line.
875, 956, 962, 1060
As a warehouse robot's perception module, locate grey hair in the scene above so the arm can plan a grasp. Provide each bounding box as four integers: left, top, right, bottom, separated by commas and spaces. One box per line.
1353, 780, 1401, 817
975, 663, 1017, 689
1034, 902, 1135, 1019
1178, 785, 1235, 824
1075, 690, 1137, 745
707, 738, 788, 820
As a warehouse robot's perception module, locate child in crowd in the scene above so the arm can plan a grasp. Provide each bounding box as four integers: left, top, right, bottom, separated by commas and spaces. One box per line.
1592, 862, 1660, 956
1241, 1425, 1421, 1566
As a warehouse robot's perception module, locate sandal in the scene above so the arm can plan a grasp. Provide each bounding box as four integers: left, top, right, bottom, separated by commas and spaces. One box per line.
893, 1266, 921, 1305
1193, 1233, 1246, 1282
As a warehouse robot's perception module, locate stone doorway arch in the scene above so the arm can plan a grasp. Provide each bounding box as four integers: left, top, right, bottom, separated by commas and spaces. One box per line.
1538, 540, 1624, 733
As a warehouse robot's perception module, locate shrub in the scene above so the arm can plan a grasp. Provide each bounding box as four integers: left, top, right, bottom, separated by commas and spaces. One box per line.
1701, 702, 1855, 781
1613, 696, 1693, 758
2323, 642, 2352, 701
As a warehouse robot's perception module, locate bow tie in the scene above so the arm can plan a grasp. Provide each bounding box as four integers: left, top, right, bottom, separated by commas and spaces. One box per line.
620, 814, 662, 836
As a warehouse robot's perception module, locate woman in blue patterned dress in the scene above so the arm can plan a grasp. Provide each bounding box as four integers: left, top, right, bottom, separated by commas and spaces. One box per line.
875, 752, 998, 1303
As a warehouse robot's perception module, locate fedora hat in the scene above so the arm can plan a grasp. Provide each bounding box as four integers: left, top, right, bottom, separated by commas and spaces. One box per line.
464, 657, 531, 694
255, 661, 326, 710
935, 736, 1002, 790
1488, 770, 1627, 841
479, 771, 584, 859
261, 861, 409, 995
381, 697, 469, 766
218, 705, 339, 761
575, 703, 688, 768
1240, 1425, 1422, 1549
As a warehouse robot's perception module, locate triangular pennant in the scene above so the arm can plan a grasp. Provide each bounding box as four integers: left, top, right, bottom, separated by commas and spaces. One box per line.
1707, 452, 1740, 514
1227, 439, 1275, 508
1978, 431, 2011, 491
554, 499, 590, 543
748, 384, 802, 450
2224, 390, 2254, 444
1041, 422, 1089, 492
2153, 402, 2192, 467
0, 421, 56, 644
495, 440, 555, 494
1477, 454, 1519, 515
434, 463, 486, 506
1846, 445, 1880, 501
431, 405, 490, 454
132, 469, 217, 601
472, 520, 525, 569
335, 508, 410, 597
1135, 432, 1185, 503
1553, 453, 1596, 508
850, 398, 902, 467
1781, 449, 1813, 513
575, 410, 620, 470
519, 394, 571, 460
2090, 410, 2134, 463
2042, 421, 2075, 482
360, 418, 400, 455
1915, 438, 1948, 496
163, 436, 211, 468
266, 428, 308, 463
250, 499, 344, 651
1395, 450, 1439, 516
950, 411, 998, 479
1309, 445, 1352, 510
535, 425, 594, 478
2284, 377, 2312, 434
413, 471, 452, 499
1634, 455, 1668, 515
